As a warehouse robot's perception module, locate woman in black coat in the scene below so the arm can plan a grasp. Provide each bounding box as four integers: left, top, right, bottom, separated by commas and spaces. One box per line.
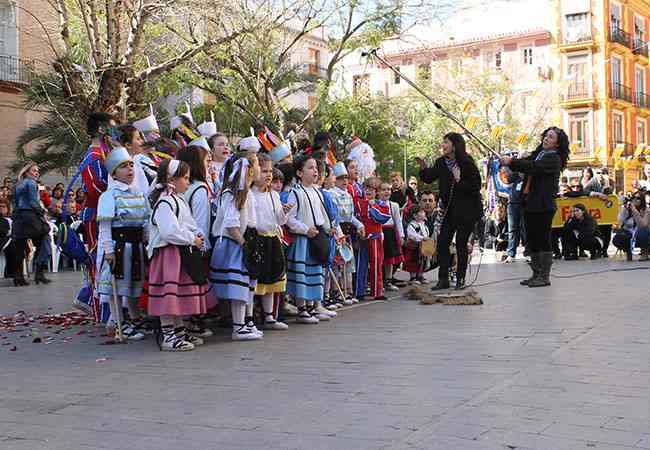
416, 132, 483, 290
500, 127, 570, 287
561, 203, 602, 260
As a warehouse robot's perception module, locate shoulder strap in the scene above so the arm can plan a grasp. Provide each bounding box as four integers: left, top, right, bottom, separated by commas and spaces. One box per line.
188, 184, 208, 214
151, 196, 179, 226
300, 185, 319, 227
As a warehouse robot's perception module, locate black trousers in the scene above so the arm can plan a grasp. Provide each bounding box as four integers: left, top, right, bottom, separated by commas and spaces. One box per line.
437, 218, 476, 281
2, 241, 16, 277
599, 225, 612, 256
561, 231, 602, 256
524, 211, 554, 252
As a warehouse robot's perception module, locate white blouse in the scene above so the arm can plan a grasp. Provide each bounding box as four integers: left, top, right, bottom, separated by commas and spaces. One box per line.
407, 220, 429, 243
184, 181, 211, 251
211, 189, 257, 239
148, 193, 199, 258
251, 187, 287, 234
286, 184, 328, 235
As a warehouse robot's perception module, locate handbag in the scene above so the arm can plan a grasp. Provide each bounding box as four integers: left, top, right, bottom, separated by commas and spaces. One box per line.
242, 227, 263, 279
179, 246, 208, 284
302, 186, 330, 265
14, 209, 50, 240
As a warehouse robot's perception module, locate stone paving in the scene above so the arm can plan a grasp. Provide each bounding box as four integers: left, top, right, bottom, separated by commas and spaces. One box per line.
1, 255, 650, 450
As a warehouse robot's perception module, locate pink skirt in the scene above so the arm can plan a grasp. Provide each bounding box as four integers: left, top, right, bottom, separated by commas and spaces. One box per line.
148, 246, 209, 317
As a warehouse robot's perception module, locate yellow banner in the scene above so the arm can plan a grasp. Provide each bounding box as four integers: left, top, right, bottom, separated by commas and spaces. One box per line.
462, 99, 473, 113
553, 195, 620, 228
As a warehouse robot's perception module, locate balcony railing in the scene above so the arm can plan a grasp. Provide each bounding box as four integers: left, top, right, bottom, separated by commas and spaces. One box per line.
561, 82, 591, 101
300, 63, 328, 78
611, 82, 633, 103
610, 141, 634, 158
609, 26, 632, 48
0, 55, 32, 85
633, 39, 649, 58
562, 30, 593, 45
636, 91, 650, 109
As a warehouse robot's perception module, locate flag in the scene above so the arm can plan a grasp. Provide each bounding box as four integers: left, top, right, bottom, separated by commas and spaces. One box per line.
515, 132, 528, 146
613, 143, 626, 161
634, 144, 646, 158
490, 123, 505, 140
465, 114, 480, 130
462, 99, 473, 113
569, 141, 579, 153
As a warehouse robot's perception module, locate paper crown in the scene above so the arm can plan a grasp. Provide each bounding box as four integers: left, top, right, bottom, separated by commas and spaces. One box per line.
333, 161, 348, 178
181, 111, 194, 125
269, 142, 291, 163
133, 114, 159, 134
170, 116, 183, 131
105, 147, 132, 175
188, 137, 210, 152
197, 121, 217, 138
238, 136, 261, 152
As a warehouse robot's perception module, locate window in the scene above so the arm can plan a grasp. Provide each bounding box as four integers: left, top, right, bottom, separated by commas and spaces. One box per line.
613, 111, 624, 143
612, 56, 622, 86
417, 63, 431, 82
495, 51, 502, 69
637, 119, 647, 145
636, 67, 645, 93
393, 66, 401, 84
567, 55, 588, 97
610, 3, 622, 30
0, 3, 17, 56
569, 112, 590, 154
565, 13, 590, 42
635, 16, 645, 43
451, 56, 462, 72
522, 47, 533, 65
352, 74, 370, 97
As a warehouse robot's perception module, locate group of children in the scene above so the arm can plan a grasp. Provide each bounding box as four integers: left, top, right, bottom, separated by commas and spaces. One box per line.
78, 108, 435, 351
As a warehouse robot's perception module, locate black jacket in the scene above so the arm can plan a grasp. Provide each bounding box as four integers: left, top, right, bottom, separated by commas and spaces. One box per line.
563, 215, 600, 240
0, 217, 10, 250
509, 150, 561, 213
419, 157, 483, 224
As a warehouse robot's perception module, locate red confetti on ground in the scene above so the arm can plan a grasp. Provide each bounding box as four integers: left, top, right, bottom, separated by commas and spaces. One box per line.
32, 337, 42, 343
9, 346, 16, 351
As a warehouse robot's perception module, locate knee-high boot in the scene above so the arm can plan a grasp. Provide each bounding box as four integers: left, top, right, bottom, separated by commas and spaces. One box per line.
528, 252, 552, 288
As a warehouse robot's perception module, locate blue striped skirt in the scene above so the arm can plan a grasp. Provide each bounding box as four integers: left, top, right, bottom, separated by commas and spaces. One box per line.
287, 235, 324, 301
209, 237, 256, 303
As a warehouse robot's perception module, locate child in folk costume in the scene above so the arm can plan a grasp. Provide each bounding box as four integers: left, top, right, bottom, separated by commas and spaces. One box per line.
404, 207, 430, 285
285, 155, 332, 324
131, 113, 163, 183
252, 153, 291, 330
329, 162, 364, 305
206, 132, 231, 192
379, 182, 404, 291
209, 152, 262, 341
345, 159, 364, 208
96, 147, 149, 341
119, 125, 154, 195
148, 160, 209, 351
316, 162, 340, 318
177, 142, 216, 337
355, 177, 391, 300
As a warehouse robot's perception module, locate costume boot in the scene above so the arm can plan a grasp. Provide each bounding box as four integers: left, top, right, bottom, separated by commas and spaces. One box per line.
528, 252, 552, 288
13, 256, 29, 286
520, 252, 540, 286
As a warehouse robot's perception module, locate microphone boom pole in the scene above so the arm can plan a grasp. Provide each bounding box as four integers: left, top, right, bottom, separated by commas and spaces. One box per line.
363, 49, 501, 159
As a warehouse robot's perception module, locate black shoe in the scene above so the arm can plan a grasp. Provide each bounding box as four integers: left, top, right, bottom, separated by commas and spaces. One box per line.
34, 270, 51, 285
590, 252, 600, 260
563, 254, 578, 261
553, 253, 562, 260
431, 280, 450, 291
455, 278, 466, 290
626, 251, 633, 262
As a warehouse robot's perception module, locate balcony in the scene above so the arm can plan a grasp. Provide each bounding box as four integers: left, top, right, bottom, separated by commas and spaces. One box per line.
559, 82, 596, 108
609, 26, 632, 49
610, 141, 634, 158
0, 55, 32, 86
559, 30, 596, 52
300, 63, 328, 79
611, 82, 633, 104
633, 39, 649, 61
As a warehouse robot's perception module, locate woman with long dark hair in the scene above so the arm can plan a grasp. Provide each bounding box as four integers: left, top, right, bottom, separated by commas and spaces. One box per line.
500, 126, 570, 288
416, 132, 483, 290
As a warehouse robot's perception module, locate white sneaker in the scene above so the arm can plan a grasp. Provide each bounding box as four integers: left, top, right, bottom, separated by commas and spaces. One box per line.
282, 302, 299, 316
232, 326, 262, 341
296, 310, 319, 324
186, 320, 213, 337
386, 283, 399, 291
326, 303, 339, 311
121, 321, 145, 341
503, 256, 514, 263
184, 333, 204, 346
160, 328, 195, 351
317, 305, 337, 318
412, 279, 422, 285
264, 319, 289, 330
246, 321, 264, 337
343, 298, 353, 306
351, 297, 360, 304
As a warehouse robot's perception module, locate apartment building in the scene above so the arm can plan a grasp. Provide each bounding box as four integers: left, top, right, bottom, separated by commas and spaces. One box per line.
0, 0, 56, 176
553, 0, 650, 191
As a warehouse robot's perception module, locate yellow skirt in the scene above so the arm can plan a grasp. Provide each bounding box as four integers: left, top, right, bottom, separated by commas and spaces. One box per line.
255, 276, 286, 295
